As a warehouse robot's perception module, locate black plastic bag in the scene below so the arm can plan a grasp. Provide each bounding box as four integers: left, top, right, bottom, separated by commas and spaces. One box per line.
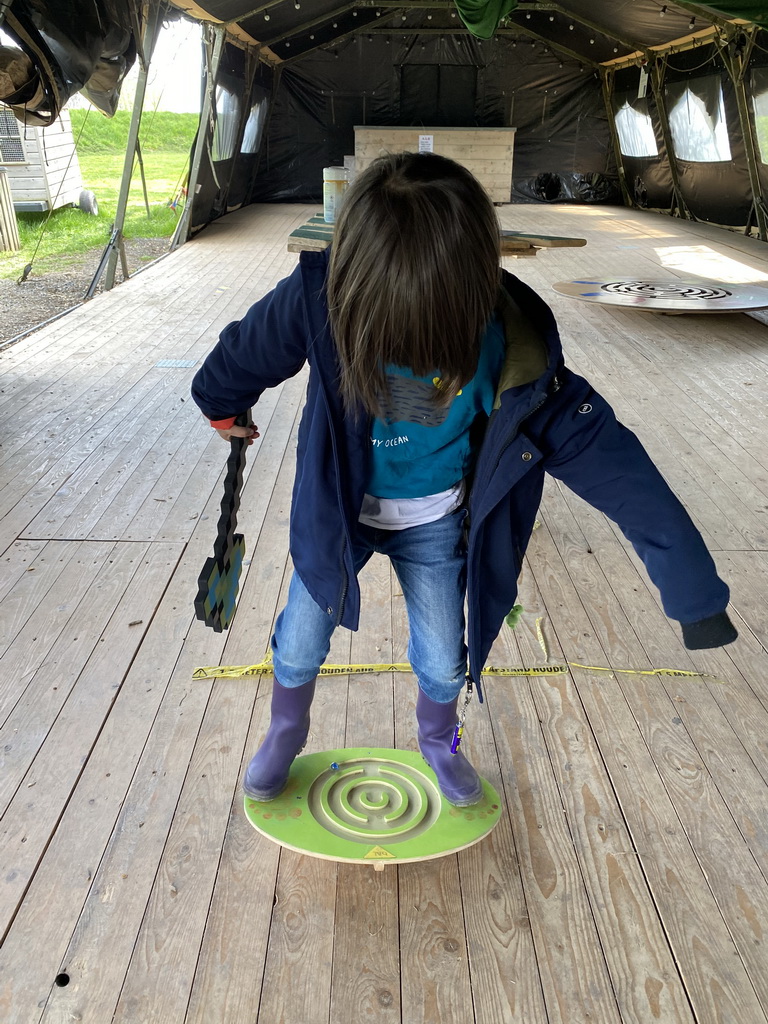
513, 170, 620, 204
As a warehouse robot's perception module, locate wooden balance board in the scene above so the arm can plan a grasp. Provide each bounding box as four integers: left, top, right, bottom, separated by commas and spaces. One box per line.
552, 278, 768, 313
244, 747, 502, 869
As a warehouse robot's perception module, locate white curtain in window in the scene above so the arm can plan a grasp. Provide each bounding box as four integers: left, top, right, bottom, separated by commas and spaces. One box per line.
615, 101, 658, 157
241, 98, 266, 154
212, 84, 240, 161
667, 83, 731, 162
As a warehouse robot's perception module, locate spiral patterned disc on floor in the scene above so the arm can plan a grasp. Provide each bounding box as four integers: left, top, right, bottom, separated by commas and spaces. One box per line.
552, 278, 768, 312
244, 748, 502, 865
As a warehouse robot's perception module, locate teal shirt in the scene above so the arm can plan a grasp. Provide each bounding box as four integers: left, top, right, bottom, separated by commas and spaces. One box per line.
367, 315, 506, 498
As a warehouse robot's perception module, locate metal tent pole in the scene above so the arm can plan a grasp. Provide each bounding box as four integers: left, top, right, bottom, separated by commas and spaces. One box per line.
601, 69, 634, 209
170, 23, 226, 251
101, 2, 165, 291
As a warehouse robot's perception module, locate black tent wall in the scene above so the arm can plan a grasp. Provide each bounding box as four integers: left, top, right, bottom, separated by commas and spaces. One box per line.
240, 35, 612, 205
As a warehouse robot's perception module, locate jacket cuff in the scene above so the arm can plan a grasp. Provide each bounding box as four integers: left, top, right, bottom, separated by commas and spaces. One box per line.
681, 611, 738, 650
209, 415, 237, 429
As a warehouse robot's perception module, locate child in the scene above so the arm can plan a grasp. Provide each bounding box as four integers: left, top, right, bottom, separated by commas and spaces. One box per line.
192, 151, 737, 807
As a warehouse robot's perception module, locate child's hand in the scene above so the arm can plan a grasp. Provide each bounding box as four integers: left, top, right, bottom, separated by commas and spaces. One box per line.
216, 423, 259, 445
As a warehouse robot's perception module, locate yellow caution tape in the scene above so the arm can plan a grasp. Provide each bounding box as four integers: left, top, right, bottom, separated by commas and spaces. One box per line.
482, 664, 568, 676
193, 662, 409, 679
192, 660, 714, 682
192, 661, 569, 679
192, 611, 718, 683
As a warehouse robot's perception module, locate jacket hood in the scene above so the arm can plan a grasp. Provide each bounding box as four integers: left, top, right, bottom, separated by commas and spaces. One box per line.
495, 270, 564, 401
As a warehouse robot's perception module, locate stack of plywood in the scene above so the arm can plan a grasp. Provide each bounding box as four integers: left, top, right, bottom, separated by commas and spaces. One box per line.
354, 126, 516, 202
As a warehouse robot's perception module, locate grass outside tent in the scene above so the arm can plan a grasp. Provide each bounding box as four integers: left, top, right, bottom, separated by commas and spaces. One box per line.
755, 115, 768, 161
0, 110, 198, 280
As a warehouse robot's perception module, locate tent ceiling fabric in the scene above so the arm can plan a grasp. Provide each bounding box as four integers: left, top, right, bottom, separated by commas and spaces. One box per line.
178, 1, 755, 63
1, 0, 760, 122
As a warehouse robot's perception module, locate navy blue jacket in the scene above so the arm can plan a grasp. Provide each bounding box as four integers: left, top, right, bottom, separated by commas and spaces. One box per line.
192, 249, 735, 692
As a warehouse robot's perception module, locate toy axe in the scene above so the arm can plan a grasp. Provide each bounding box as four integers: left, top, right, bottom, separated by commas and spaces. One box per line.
194, 411, 250, 631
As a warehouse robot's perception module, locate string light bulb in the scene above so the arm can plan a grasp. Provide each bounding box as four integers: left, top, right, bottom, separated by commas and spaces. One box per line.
659, 4, 666, 14
689, 16, 696, 29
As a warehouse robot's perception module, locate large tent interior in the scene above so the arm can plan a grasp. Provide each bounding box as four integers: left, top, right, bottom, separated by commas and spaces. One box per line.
2, 2, 768, 1023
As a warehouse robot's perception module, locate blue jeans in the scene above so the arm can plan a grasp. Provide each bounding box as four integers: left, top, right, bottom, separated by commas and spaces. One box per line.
271, 510, 468, 703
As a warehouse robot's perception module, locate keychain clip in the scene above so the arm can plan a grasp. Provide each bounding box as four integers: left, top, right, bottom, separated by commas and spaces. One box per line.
450, 675, 474, 754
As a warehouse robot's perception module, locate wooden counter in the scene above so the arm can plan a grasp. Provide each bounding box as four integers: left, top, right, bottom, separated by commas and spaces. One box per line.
354, 126, 516, 202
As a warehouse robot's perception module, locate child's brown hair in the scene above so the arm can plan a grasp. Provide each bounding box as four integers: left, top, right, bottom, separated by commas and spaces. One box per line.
327, 151, 501, 416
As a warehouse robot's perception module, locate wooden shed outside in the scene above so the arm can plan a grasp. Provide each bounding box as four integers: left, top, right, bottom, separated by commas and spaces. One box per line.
0, 107, 96, 214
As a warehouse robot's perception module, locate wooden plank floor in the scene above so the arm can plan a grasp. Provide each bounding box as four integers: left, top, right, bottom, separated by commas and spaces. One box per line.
1, 201, 768, 1024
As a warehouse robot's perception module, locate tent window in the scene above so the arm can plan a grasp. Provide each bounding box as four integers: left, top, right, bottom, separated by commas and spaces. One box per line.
0, 108, 25, 163
750, 67, 768, 163
212, 84, 241, 161
241, 96, 267, 154
667, 80, 731, 161
615, 101, 658, 157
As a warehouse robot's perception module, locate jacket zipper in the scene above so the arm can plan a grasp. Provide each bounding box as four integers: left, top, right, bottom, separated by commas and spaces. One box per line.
490, 377, 558, 473
467, 377, 558, 685
334, 535, 349, 625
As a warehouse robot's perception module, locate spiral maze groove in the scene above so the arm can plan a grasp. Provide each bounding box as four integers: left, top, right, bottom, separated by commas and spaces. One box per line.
601, 281, 731, 301
308, 758, 442, 843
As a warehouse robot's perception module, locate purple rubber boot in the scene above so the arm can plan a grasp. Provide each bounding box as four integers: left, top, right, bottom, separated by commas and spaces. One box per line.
416, 689, 483, 807
243, 676, 316, 801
